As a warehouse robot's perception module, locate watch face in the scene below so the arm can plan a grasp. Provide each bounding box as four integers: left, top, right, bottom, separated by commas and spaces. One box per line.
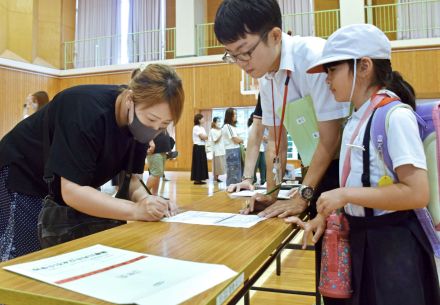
301, 186, 314, 200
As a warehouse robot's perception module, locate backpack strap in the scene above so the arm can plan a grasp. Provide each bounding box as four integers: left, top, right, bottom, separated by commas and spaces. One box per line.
370, 96, 406, 180
359, 94, 399, 217
361, 109, 376, 217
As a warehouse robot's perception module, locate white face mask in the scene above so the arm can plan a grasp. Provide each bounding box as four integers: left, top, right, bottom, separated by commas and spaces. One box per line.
216, 122, 222, 128
31, 102, 38, 110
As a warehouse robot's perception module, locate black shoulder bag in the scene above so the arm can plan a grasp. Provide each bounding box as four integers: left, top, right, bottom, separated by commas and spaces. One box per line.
37, 109, 130, 248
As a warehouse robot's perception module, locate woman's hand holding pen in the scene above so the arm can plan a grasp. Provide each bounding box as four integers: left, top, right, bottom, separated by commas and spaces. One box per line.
133, 195, 169, 221
135, 177, 178, 219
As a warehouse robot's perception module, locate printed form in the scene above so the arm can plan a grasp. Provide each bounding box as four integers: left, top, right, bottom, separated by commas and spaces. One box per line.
4, 244, 237, 305
229, 189, 292, 200
162, 211, 266, 228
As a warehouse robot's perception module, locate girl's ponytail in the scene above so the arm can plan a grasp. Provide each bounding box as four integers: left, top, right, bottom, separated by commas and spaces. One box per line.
372, 59, 416, 110
387, 71, 416, 110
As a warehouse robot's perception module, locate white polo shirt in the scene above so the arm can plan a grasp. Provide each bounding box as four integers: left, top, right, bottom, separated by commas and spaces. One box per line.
259, 33, 350, 126
341, 92, 426, 217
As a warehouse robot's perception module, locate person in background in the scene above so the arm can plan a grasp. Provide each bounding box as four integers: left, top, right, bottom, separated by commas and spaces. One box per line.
222, 108, 243, 186
0, 63, 184, 261
23, 91, 50, 118
146, 131, 174, 195
191, 113, 209, 185
247, 114, 267, 186
228, 95, 265, 191
162, 135, 176, 181
209, 117, 226, 183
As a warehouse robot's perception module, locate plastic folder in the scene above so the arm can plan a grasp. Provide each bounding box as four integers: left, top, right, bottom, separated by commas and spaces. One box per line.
277, 95, 319, 167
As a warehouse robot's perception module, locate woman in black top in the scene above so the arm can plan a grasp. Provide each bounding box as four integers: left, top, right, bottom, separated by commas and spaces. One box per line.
0, 64, 184, 261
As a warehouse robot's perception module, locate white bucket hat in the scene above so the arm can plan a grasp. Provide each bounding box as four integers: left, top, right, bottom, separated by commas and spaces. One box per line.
307, 24, 391, 74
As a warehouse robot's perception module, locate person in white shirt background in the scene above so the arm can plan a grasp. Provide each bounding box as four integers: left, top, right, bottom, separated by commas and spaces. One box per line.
191, 113, 209, 185
221, 108, 243, 186
208, 117, 226, 183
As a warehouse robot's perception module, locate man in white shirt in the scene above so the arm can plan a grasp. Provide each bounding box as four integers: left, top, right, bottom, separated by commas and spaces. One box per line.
214, 0, 349, 220
215, 3, 350, 304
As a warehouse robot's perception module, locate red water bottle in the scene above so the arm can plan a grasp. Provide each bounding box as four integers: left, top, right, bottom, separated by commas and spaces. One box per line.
318, 212, 352, 298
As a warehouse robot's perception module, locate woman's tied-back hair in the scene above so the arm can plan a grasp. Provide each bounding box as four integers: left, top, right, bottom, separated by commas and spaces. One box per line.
31, 91, 49, 110
194, 113, 203, 126
129, 64, 184, 124
371, 59, 416, 110
214, 0, 282, 44
130, 68, 141, 79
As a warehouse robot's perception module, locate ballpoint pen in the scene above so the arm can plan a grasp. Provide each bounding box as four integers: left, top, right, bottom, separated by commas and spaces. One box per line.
137, 177, 153, 195
265, 184, 281, 196
243, 184, 281, 209
138, 177, 172, 217
138, 177, 170, 200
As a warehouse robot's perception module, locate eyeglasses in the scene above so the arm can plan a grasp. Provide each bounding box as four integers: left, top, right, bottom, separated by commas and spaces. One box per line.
222, 38, 262, 64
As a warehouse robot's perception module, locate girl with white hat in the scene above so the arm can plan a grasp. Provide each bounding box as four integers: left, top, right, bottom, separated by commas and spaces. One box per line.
287, 24, 440, 305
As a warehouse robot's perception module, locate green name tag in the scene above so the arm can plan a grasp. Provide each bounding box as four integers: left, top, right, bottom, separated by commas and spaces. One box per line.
277, 95, 319, 167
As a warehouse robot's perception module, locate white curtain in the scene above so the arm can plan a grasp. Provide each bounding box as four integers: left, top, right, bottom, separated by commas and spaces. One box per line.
128, 0, 165, 63
278, 0, 314, 36
397, 0, 440, 39
75, 0, 122, 68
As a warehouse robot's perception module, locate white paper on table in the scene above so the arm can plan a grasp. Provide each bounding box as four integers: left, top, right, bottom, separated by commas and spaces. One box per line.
257, 181, 299, 189
229, 189, 292, 199
162, 211, 265, 228
3, 244, 237, 305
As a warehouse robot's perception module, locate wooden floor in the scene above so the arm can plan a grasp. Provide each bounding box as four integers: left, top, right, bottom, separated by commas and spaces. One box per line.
156, 171, 318, 305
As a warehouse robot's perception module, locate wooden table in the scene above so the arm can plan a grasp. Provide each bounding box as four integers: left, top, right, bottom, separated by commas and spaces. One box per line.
0, 192, 296, 305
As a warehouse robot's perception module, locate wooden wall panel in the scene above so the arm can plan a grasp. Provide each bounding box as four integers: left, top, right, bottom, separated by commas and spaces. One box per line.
37, 0, 62, 68
314, 0, 339, 11
192, 63, 256, 109
0, 67, 59, 137
392, 48, 440, 99
0, 1, 6, 54
207, 0, 222, 22
7, 0, 34, 62
169, 67, 195, 170
58, 72, 133, 91
166, 0, 175, 28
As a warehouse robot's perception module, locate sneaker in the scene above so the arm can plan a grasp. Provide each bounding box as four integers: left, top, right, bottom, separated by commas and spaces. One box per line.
216, 179, 223, 183
194, 181, 206, 185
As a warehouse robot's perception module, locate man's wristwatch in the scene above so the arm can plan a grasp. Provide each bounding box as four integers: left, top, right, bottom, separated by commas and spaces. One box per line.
298, 184, 315, 201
